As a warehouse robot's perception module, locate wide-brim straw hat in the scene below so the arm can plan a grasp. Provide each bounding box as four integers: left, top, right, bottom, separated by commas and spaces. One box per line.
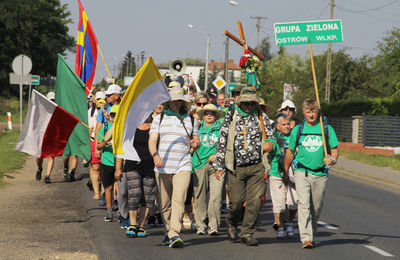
197, 104, 225, 121
236, 86, 262, 104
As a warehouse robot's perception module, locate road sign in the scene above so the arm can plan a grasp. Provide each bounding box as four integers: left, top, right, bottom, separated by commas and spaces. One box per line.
212, 76, 227, 90
183, 74, 194, 88
274, 19, 343, 46
227, 83, 239, 94
31, 75, 40, 85
12, 54, 32, 75
9, 73, 32, 85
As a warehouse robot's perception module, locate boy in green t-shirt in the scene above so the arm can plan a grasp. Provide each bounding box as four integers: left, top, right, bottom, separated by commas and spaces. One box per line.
97, 104, 119, 222
283, 99, 339, 249
268, 113, 297, 239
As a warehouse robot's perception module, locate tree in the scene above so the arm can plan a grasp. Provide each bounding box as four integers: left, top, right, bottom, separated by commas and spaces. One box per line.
259, 37, 272, 62
117, 51, 136, 80
0, 0, 75, 97
197, 69, 205, 90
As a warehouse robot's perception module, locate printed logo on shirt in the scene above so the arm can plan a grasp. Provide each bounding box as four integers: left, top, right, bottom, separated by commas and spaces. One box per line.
301, 135, 323, 152
201, 132, 219, 147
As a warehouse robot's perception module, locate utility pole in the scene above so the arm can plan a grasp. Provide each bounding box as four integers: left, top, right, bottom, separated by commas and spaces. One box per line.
140, 51, 145, 68
251, 16, 267, 52
204, 35, 210, 91
224, 35, 229, 95
325, 0, 335, 103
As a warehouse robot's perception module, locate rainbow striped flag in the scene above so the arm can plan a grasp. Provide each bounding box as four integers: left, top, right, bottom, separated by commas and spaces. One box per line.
75, 0, 98, 96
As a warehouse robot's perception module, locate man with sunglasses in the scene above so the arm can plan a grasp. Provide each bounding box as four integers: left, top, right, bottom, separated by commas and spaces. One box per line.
212, 86, 274, 246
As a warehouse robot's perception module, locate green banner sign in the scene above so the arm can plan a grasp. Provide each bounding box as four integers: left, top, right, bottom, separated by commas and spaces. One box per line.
31, 75, 40, 85
274, 19, 343, 46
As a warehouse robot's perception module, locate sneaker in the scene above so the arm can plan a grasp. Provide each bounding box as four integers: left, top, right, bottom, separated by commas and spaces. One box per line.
104, 212, 113, 222
126, 225, 137, 238
183, 217, 192, 229
272, 221, 279, 231
241, 234, 258, 246
226, 224, 238, 240
63, 172, 69, 182
208, 227, 218, 236
36, 168, 42, 181
162, 236, 170, 246
120, 217, 130, 229
169, 236, 184, 248
136, 227, 147, 238
68, 171, 76, 182
44, 176, 51, 184
285, 222, 295, 238
147, 215, 156, 227
98, 196, 106, 206
276, 227, 285, 239
196, 228, 206, 235
302, 240, 314, 249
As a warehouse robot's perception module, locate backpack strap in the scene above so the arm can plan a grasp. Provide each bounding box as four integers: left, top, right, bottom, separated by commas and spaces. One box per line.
295, 117, 331, 155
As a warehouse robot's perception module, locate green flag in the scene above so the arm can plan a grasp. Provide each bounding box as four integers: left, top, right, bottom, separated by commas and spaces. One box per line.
55, 54, 91, 161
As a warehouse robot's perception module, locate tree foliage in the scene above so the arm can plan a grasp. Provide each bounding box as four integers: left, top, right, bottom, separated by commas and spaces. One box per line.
0, 0, 75, 97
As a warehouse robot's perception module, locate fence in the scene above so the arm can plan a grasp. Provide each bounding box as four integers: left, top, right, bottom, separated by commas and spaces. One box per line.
328, 116, 400, 147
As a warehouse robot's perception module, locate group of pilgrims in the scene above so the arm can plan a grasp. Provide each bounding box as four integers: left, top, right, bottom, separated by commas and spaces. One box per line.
35, 80, 339, 249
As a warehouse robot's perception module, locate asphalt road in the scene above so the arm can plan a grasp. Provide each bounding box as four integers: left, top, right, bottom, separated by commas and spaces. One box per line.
80, 164, 400, 260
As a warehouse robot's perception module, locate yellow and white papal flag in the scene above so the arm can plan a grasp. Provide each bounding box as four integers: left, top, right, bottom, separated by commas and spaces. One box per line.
113, 56, 171, 160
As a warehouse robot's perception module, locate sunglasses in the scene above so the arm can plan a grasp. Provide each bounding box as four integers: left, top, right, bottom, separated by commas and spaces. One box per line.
282, 107, 295, 111
196, 102, 208, 107
242, 102, 257, 106
203, 111, 216, 116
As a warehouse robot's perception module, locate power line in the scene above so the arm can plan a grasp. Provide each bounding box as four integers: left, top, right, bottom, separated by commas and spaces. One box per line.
335, 5, 399, 23
315, 3, 330, 19
344, 0, 400, 17
335, 0, 398, 13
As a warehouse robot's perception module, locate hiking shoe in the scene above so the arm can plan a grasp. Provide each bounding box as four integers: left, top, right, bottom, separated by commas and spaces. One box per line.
68, 172, 76, 182
63, 172, 69, 182
169, 236, 184, 248
226, 225, 239, 240
272, 221, 279, 231
36, 168, 42, 181
196, 228, 206, 235
104, 212, 113, 222
208, 228, 218, 236
285, 222, 295, 238
162, 236, 170, 246
302, 240, 314, 249
126, 225, 137, 238
120, 217, 130, 229
98, 196, 106, 206
44, 176, 51, 184
241, 235, 258, 246
136, 227, 147, 238
277, 227, 285, 239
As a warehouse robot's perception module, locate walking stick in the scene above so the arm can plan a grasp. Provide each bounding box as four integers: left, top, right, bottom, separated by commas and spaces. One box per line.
176, 111, 202, 164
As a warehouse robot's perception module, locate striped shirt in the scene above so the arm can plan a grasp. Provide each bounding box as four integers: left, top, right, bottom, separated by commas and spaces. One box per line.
150, 113, 199, 174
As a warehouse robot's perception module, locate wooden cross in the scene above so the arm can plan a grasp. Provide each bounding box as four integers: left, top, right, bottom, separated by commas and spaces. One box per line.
224, 21, 265, 61
237, 125, 248, 150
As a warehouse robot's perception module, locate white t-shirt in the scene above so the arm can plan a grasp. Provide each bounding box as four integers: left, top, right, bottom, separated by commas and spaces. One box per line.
88, 108, 99, 139
150, 113, 199, 174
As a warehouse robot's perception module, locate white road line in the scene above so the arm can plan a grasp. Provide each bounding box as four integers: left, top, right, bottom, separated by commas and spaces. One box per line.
364, 245, 394, 257
317, 221, 338, 230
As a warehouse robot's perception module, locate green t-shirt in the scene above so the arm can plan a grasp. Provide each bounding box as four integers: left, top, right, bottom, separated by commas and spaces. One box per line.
288, 122, 339, 176
192, 120, 221, 170
99, 122, 115, 167
268, 134, 290, 178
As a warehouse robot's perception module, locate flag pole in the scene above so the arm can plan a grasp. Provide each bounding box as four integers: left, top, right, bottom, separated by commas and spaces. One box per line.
308, 43, 328, 158
77, 119, 105, 140
97, 44, 114, 83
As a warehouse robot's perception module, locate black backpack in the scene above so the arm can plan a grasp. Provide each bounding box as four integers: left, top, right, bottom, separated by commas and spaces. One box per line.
295, 116, 330, 155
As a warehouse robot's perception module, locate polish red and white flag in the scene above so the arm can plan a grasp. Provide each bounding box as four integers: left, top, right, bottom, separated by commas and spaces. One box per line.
16, 89, 81, 158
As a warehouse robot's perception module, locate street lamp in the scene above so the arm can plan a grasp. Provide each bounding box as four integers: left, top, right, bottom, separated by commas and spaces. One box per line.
187, 24, 210, 91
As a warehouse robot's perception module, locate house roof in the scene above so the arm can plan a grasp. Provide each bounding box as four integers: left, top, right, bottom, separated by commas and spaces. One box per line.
208, 60, 241, 70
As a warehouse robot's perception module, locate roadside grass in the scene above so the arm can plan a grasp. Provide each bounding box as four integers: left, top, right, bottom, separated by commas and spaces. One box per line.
339, 149, 400, 171
0, 130, 28, 187
0, 97, 28, 123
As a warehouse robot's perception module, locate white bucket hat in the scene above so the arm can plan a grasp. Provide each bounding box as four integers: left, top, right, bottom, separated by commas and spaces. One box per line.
279, 99, 297, 114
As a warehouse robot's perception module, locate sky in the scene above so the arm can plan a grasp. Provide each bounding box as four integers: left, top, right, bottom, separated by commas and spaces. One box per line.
60, 0, 400, 83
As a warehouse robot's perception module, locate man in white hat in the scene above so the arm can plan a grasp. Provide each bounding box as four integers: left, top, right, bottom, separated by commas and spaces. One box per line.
192, 104, 225, 236
212, 86, 274, 246
149, 85, 200, 248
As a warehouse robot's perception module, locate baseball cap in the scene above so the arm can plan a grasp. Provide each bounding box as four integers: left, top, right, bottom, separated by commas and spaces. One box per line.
95, 91, 106, 100
105, 84, 122, 95
46, 92, 55, 100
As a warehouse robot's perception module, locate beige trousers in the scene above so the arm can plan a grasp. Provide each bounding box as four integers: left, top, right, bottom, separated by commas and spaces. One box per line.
294, 170, 327, 243
269, 175, 297, 213
155, 170, 191, 238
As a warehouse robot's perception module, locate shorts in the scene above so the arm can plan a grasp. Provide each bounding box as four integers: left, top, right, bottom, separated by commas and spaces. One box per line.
101, 164, 115, 188
127, 169, 157, 210
91, 140, 101, 164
